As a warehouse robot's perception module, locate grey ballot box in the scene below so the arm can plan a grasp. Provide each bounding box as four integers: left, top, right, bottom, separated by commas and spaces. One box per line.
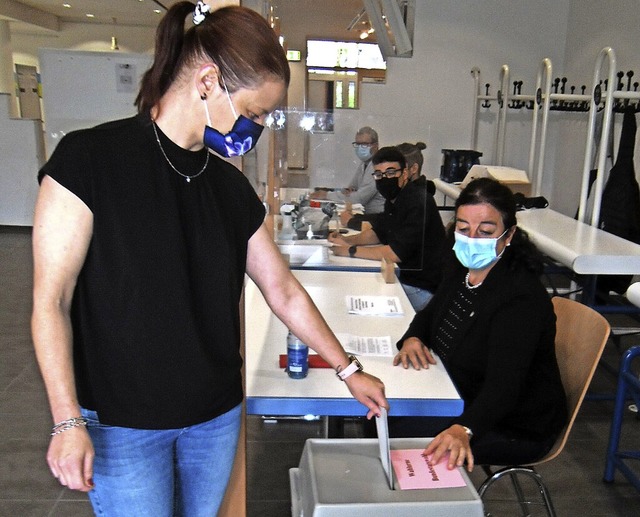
290, 438, 483, 517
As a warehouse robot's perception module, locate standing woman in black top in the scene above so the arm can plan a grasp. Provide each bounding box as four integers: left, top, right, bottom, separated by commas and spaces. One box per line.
31, 2, 387, 515
393, 178, 567, 473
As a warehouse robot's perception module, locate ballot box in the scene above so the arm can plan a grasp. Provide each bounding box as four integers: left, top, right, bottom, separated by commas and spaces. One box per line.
289, 438, 483, 517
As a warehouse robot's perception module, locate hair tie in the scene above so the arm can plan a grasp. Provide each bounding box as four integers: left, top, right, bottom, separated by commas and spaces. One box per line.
193, 1, 211, 25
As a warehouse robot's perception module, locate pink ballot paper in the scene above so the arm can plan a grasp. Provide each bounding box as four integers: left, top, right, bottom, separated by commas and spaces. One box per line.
390, 449, 467, 490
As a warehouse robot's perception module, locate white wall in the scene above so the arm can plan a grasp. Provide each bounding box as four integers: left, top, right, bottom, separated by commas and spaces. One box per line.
0, 93, 45, 225
11, 22, 155, 66
296, 0, 571, 203
6, 0, 639, 221
551, 0, 640, 216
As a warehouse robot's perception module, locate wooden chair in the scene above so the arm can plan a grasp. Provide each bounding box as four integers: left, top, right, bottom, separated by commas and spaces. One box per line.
478, 296, 611, 517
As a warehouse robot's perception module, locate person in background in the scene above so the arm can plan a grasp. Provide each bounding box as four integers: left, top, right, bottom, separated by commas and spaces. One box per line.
31, 3, 388, 516
392, 177, 567, 472
312, 126, 386, 228
329, 146, 446, 311
396, 141, 428, 184
341, 140, 433, 230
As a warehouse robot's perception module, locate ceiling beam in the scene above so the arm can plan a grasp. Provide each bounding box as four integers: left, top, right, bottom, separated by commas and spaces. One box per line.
0, 0, 60, 32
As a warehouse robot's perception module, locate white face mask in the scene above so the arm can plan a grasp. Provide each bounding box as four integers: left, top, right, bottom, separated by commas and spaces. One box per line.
453, 229, 509, 270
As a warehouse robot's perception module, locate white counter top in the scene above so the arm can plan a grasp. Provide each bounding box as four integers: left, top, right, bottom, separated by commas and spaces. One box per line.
244, 269, 463, 417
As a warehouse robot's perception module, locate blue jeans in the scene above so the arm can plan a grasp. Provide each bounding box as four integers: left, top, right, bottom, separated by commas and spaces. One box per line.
401, 283, 434, 312
82, 404, 242, 517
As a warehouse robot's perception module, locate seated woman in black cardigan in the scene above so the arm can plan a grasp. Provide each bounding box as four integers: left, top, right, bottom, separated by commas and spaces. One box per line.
392, 177, 567, 472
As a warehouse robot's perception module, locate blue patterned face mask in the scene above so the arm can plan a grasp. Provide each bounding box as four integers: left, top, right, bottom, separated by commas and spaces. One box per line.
453, 229, 508, 270
202, 76, 264, 157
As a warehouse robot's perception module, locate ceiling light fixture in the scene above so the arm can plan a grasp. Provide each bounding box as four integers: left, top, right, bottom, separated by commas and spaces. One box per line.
111, 17, 119, 51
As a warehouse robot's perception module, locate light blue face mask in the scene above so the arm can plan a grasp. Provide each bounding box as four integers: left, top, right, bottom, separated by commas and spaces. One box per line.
453, 229, 509, 270
354, 145, 373, 162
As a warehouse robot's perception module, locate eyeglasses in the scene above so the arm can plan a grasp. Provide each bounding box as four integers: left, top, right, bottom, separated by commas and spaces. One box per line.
352, 142, 376, 148
372, 168, 403, 180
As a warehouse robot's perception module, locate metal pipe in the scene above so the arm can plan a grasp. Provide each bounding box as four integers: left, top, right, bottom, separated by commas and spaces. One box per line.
589, 47, 617, 226
470, 67, 481, 150
494, 64, 510, 165
535, 58, 553, 197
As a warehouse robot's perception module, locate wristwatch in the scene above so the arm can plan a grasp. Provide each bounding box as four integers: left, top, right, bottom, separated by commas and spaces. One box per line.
462, 426, 474, 439
348, 245, 358, 258
337, 355, 363, 381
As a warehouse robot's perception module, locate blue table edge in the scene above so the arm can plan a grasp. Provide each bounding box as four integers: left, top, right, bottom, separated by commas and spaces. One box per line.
246, 397, 464, 417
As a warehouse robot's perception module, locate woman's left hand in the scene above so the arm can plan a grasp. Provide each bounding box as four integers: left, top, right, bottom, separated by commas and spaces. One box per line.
423, 424, 474, 472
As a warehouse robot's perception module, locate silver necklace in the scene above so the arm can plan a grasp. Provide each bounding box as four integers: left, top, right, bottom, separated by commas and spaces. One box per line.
464, 272, 483, 289
152, 121, 209, 183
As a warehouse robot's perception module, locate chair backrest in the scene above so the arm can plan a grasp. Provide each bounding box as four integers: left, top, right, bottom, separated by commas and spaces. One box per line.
530, 296, 610, 465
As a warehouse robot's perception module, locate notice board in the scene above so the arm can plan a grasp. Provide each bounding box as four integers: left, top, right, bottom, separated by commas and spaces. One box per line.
39, 48, 153, 158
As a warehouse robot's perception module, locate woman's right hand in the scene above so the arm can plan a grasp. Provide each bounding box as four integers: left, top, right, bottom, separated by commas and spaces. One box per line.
393, 337, 436, 370
47, 427, 95, 492
344, 371, 388, 420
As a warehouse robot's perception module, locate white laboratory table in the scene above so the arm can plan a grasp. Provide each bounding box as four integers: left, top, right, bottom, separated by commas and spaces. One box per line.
433, 178, 640, 276
244, 269, 463, 418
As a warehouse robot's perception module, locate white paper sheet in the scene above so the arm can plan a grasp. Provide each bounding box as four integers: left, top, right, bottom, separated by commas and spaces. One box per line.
346, 295, 404, 316
335, 333, 394, 356
376, 407, 393, 489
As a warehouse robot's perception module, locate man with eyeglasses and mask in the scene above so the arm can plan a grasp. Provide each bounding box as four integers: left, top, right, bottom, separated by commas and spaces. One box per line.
311, 127, 385, 223
329, 146, 446, 311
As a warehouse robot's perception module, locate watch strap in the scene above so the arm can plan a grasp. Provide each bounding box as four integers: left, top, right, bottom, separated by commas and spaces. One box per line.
337, 355, 362, 380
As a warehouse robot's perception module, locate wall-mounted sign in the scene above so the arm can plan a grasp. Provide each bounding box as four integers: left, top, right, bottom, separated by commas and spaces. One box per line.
287, 50, 301, 62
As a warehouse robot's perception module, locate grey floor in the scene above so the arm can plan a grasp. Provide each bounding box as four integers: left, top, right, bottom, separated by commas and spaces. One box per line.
2, 225, 640, 516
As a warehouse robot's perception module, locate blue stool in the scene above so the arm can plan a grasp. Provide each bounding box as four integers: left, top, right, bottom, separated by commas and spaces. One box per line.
603, 345, 640, 491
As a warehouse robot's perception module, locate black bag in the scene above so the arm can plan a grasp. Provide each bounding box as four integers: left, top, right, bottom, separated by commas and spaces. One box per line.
598, 109, 640, 294
440, 149, 482, 183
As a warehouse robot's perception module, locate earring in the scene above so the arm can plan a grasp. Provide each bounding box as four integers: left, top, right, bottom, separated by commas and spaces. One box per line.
200, 93, 207, 101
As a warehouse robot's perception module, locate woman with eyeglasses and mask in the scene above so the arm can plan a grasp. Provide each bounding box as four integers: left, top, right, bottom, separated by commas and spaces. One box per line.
329, 146, 446, 311
392, 177, 567, 473
31, 3, 387, 515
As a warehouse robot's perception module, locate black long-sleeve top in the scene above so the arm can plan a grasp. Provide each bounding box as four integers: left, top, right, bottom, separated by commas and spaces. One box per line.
398, 255, 567, 441
372, 181, 446, 292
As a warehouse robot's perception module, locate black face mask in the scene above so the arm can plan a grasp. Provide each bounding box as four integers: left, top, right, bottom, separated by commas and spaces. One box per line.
376, 177, 402, 200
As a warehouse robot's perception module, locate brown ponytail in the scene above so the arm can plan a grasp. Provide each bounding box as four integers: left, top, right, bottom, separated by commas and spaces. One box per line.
135, 2, 290, 115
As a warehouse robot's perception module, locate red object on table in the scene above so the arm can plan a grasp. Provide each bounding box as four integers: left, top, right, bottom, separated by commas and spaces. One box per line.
279, 354, 332, 369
